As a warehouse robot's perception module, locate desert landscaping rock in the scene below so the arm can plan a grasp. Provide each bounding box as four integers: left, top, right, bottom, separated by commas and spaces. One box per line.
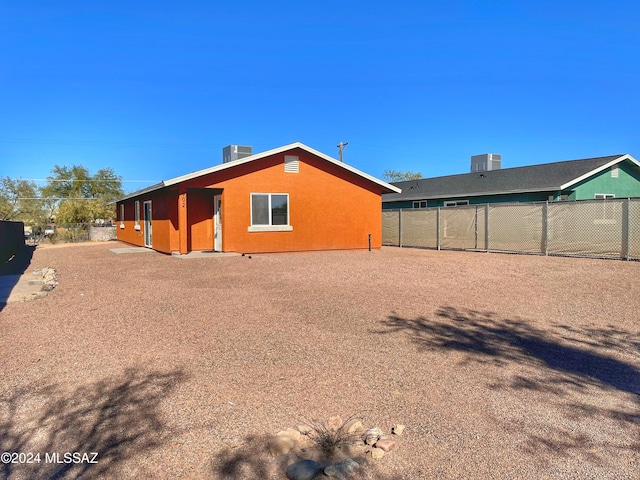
324, 457, 361, 479
285, 459, 321, 480
266, 452, 299, 477
295, 423, 312, 435
342, 442, 369, 458
391, 424, 405, 436
363, 428, 382, 446
0, 265, 57, 303
362, 427, 382, 437
374, 438, 396, 452
35, 267, 57, 293
276, 428, 302, 443
268, 434, 295, 456
283, 427, 303, 442
370, 447, 385, 460
327, 415, 343, 431
268, 416, 400, 475
344, 418, 363, 434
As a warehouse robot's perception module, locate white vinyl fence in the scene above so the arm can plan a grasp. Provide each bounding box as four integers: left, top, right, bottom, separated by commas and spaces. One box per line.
382, 198, 640, 261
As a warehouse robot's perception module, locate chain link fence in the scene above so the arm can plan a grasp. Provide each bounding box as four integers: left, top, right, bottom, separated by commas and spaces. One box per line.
383, 198, 640, 261
630, 199, 640, 259
25, 223, 117, 245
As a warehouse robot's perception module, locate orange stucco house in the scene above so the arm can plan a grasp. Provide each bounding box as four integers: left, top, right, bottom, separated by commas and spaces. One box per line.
115, 142, 401, 254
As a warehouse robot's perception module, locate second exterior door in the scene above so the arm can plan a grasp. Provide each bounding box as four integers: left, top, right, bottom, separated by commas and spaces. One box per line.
213, 195, 222, 251
143, 201, 152, 248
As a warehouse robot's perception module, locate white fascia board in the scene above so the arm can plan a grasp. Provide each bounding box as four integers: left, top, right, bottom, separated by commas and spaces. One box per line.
296, 143, 401, 193
113, 182, 166, 203
163, 142, 401, 193
560, 154, 638, 190
162, 143, 301, 186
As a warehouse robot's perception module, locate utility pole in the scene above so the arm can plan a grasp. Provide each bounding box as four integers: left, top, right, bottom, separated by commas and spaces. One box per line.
337, 141, 348, 162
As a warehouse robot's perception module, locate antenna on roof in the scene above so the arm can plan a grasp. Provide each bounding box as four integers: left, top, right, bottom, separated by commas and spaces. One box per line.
337, 141, 348, 162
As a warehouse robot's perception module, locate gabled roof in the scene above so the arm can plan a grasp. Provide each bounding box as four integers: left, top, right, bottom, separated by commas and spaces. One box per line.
383, 154, 639, 202
117, 142, 400, 202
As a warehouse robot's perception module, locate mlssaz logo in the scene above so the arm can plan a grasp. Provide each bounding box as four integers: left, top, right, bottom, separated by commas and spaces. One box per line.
45, 452, 99, 464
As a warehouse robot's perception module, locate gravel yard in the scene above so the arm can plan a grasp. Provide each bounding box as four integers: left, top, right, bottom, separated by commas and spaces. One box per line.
1, 242, 638, 479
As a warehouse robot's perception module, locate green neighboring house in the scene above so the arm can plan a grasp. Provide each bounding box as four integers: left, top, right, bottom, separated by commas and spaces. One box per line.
382, 154, 640, 209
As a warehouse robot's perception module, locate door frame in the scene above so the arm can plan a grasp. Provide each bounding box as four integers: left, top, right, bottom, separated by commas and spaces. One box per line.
213, 194, 222, 251
143, 200, 152, 248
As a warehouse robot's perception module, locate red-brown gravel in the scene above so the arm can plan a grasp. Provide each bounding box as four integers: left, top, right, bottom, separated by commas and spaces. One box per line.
1, 242, 638, 479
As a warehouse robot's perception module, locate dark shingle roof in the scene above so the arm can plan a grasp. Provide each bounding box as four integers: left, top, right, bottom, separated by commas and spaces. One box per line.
383, 154, 630, 202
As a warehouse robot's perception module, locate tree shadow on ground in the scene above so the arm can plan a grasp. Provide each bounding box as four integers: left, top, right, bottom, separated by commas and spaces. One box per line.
0, 367, 187, 479
379, 307, 640, 396
212, 434, 272, 479
375, 307, 640, 460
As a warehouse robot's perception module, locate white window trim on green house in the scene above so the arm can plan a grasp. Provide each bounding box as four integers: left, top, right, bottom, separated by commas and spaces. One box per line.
593, 194, 617, 224
248, 193, 293, 232
444, 200, 469, 207
413, 201, 427, 209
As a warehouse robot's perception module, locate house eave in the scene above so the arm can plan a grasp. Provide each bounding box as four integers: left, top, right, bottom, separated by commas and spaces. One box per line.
560, 154, 639, 190
115, 142, 400, 202
162, 142, 400, 193
112, 182, 166, 204
383, 186, 563, 202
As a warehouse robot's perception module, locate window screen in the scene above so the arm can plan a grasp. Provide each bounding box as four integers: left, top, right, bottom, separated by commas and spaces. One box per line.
251, 193, 289, 226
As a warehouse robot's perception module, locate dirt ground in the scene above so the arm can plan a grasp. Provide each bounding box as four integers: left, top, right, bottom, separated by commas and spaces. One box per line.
1, 242, 638, 479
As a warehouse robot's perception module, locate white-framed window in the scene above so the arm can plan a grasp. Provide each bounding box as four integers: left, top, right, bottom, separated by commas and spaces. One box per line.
120, 204, 125, 228
412, 201, 427, 209
611, 165, 619, 178
248, 193, 293, 232
444, 200, 469, 207
594, 194, 618, 224
134, 200, 141, 230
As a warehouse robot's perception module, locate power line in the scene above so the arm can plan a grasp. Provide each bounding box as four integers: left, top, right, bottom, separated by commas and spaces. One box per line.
17, 197, 110, 200
0, 138, 220, 148
0, 137, 280, 149
24, 179, 160, 183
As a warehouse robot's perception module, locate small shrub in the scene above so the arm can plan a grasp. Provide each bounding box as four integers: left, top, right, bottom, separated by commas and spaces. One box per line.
303, 414, 361, 458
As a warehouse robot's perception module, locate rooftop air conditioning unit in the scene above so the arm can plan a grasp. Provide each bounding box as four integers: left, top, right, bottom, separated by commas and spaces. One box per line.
222, 145, 253, 163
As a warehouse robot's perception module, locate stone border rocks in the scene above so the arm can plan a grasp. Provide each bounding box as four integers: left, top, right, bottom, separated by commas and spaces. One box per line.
30, 267, 58, 298
265, 416, 406, 479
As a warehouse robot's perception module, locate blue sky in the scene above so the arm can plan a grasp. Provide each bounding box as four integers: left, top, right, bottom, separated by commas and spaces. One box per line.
1, 0, 638, 193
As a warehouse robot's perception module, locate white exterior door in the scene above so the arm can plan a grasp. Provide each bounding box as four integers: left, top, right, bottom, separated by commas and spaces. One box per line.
143, 201, 152, 247
213, 195, 222, 251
